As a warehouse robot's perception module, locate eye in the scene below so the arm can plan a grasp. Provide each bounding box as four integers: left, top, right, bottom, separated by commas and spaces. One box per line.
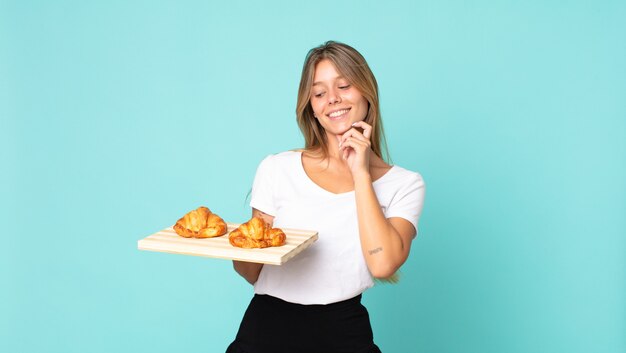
313, 92, 325, 98
339, 84, 351, 90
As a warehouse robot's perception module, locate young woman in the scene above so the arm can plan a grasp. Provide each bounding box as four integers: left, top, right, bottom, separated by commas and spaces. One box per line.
226, 41, 425, 353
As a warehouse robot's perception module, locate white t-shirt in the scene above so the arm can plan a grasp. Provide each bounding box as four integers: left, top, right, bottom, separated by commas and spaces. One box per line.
250, 151, 425, 305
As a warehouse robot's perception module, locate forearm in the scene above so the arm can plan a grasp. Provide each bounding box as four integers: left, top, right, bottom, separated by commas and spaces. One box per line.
232, 208, 273, 284
233, 260, 263, 285
353, 172, 408, 278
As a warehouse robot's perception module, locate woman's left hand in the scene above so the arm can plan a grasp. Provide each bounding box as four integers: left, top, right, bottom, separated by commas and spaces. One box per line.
338, 121, 373, 177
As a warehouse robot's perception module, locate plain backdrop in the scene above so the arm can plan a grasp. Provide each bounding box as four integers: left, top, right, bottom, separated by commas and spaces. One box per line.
1, 1, 624, 352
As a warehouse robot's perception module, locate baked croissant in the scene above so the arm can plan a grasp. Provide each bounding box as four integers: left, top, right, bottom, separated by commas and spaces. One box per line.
173, 206, 228, 239
229, 216, 286, 248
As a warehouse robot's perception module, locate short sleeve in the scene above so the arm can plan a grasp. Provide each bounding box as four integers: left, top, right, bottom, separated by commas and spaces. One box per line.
385, 173, 426, 236
249, 155, 277, 216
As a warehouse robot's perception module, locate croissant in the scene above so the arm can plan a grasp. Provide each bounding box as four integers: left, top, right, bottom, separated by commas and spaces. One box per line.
173, 206, 228, 239
229, 216, 286, 248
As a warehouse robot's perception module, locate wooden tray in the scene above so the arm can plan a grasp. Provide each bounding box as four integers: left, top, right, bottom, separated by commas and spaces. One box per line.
137, 223, 318, 265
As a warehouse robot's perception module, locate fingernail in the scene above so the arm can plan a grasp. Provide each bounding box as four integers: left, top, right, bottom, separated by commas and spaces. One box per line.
351, 122, 357, 126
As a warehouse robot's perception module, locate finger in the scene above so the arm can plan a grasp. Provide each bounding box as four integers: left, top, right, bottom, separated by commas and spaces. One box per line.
352, 125, 364, 135
340, 137, 368, 152
338, 133, 361, 149
339, 141, 351, 159
341, 128, 368, 147
341, 128, 367, 145
340, 139, 367, 161
344, 136, 372, 148
351, 121, 373, 139
342, 133, 367, 146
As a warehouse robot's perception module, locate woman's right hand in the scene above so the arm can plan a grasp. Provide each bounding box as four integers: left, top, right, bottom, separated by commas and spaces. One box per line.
232, 208, 275, 284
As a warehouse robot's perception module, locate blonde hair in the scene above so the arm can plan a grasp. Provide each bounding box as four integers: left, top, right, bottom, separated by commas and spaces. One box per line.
296, 41, 389, 161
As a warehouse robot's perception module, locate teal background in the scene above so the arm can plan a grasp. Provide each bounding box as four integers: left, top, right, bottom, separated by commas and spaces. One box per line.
2, 1, 624, 352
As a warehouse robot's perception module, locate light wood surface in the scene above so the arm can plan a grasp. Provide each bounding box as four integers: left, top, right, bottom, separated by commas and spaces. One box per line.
137, 223, 318, 265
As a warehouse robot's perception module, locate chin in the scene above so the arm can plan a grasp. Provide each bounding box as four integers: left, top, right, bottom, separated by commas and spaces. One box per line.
332, 124, 352, 136
337, 124, 352, 133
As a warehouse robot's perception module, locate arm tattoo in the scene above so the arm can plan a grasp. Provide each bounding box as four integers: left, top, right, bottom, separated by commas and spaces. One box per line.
368, 247, 383, 255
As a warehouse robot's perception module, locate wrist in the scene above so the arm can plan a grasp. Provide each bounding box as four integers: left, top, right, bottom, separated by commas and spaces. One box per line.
352, 170, 372, 184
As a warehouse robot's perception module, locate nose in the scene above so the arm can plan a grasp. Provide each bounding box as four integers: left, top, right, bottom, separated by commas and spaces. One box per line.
327, 88, 341, 105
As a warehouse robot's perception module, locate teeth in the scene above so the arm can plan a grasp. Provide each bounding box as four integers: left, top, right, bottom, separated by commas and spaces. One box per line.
329, 109, 349, 118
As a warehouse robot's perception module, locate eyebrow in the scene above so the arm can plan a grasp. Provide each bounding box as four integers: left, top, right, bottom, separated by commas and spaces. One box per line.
312, 75, 347, 86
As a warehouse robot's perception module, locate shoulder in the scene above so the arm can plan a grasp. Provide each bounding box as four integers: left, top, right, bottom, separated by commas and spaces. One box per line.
255, 150, 301, 174
259, 150, 301, 165
386, 165, 425, 188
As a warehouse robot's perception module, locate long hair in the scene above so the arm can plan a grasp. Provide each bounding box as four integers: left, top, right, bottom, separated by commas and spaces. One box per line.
296, 41, 389, 161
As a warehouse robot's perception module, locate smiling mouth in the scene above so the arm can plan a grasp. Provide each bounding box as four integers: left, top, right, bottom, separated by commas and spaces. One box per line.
327, 108, 350, 120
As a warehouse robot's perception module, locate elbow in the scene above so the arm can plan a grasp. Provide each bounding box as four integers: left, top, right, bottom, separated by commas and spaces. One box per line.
233, 260, 262, 285
369, 263, 400, 279
368, 252, 407, 279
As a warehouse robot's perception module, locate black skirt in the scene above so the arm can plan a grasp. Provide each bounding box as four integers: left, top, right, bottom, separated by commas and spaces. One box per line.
226, 294, 382, 353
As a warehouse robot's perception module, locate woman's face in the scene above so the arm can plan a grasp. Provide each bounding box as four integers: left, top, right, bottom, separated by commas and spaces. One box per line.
310, 59, 369, 137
